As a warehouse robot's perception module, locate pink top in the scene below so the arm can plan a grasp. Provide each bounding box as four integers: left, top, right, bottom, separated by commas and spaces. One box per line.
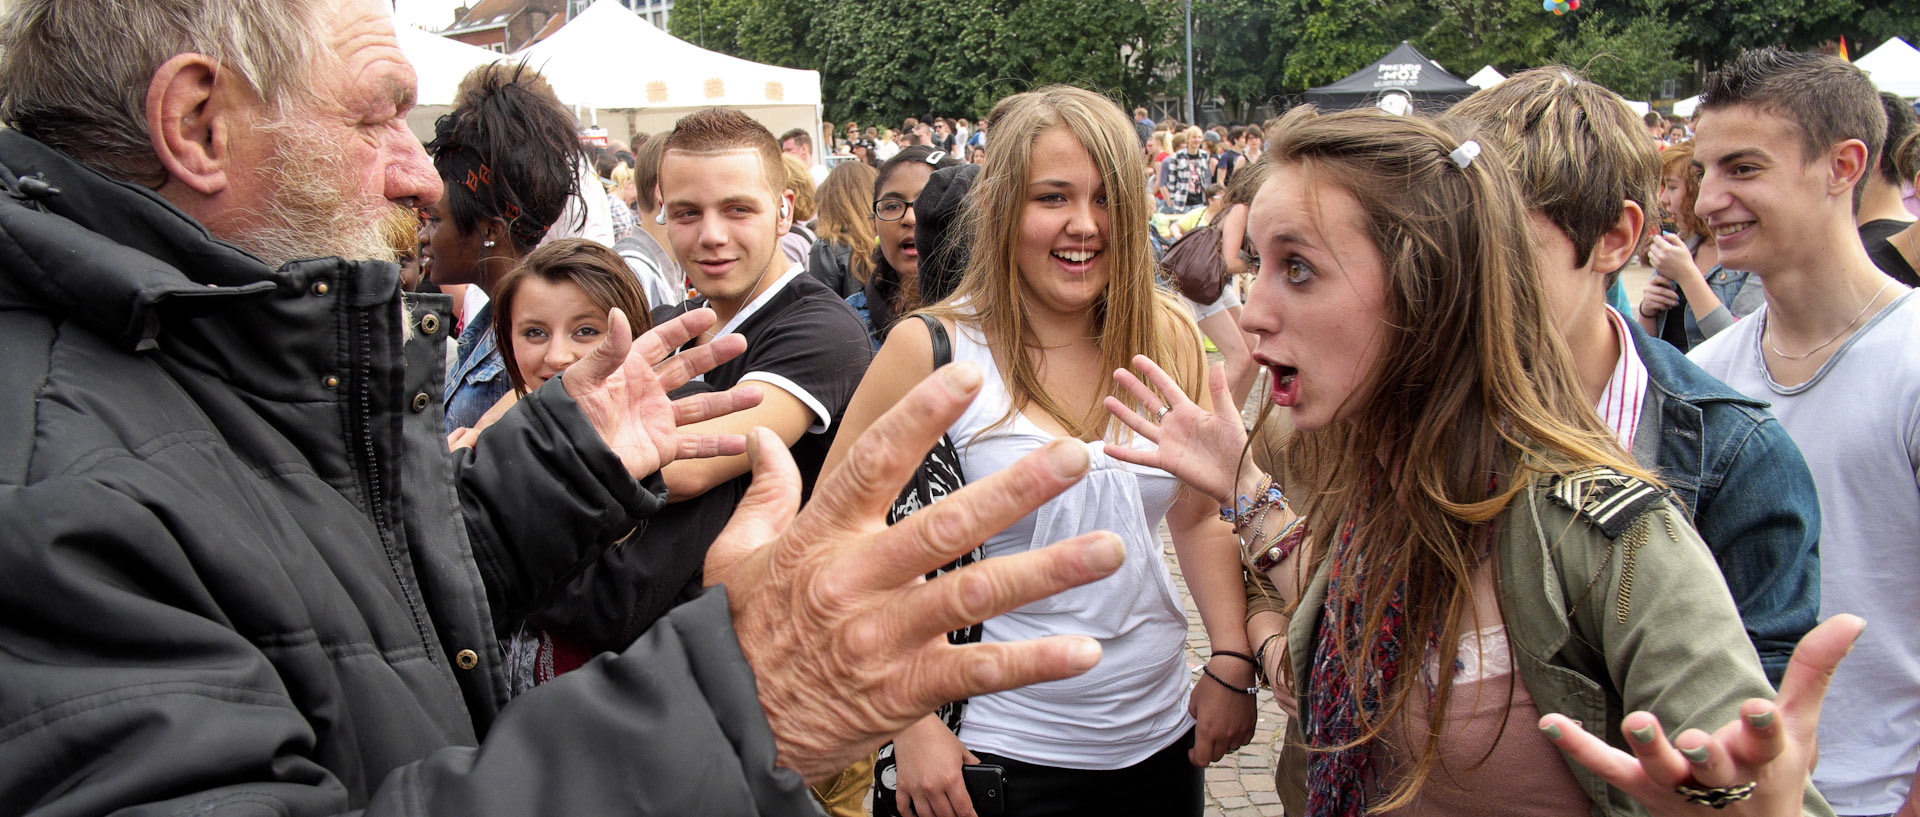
1375, 625, 1591, 816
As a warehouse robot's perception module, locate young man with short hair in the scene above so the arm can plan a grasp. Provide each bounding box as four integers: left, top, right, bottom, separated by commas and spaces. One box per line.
657, 108, 872, 503
1452, 66, 1821, 686
778, 126, 830, 185
1686, 48, 1919, 816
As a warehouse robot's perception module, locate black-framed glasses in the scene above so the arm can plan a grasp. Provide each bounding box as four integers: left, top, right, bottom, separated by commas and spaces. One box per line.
873, 198, 916, 221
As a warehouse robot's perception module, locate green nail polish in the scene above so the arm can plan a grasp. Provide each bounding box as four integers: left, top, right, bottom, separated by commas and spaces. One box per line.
1680, 745, 1710, 764
1540, 723, 1563, 740
1745, 710, 1775, 730
1629, 725, 1655, 744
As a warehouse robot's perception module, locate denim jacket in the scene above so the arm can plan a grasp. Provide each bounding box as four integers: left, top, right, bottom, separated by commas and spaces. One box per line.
1626, 317, 1820, 683
443, 302, 511, 433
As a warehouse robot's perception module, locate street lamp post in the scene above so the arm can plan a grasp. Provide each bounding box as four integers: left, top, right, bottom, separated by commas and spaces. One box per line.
1184, 0, 1195, 125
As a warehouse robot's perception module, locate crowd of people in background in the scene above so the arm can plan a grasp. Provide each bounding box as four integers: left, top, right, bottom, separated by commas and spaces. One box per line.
1, 2, 1918, 817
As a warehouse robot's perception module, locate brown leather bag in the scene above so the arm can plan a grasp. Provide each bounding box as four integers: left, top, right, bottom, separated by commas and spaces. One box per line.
1161, 223, 1226, 303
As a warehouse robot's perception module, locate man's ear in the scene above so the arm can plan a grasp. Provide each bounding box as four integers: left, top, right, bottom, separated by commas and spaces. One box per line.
147, 53, 247, 196
1592, 200, 1647, 276
1825, 138, 1871, 201
775, 188, 795, 236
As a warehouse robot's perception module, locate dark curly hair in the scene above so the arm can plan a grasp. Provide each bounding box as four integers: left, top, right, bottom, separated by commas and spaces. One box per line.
427, 61, 583, 251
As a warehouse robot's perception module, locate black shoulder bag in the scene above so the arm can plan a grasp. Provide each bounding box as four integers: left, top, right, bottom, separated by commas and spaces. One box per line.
872, 314, 985, 816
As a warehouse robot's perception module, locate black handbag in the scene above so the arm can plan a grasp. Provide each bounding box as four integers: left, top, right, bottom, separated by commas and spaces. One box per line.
872, 313, 984, 816
1161, 223, 1226, 303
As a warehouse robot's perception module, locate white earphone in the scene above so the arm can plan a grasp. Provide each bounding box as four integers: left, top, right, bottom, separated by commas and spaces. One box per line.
655, 206, 667, 225
780, 202, 789, 219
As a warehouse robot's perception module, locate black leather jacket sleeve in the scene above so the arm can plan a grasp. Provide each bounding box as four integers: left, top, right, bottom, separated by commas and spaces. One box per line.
454, 378, 670, 635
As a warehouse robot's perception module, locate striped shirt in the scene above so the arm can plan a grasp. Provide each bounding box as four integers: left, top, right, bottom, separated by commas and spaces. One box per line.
1595, 306, 1649, 451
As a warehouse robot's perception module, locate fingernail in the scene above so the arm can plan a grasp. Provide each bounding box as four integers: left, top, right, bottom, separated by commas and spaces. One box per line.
1679, 744, 1709, 764
1067, 637, 1102, 670
1630, 725, 1655, 744
939, 361, 981, 396
745, 426, 763, 465
1047, 439, 1090, 477
1540, 723, 1563, 740
1081, 533, 1125, 573
1745, 710, 1775, 730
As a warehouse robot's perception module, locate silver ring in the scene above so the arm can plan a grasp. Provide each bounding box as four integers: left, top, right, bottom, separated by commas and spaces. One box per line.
1674, 782, 1756, 808
1154, 406, 1170, 422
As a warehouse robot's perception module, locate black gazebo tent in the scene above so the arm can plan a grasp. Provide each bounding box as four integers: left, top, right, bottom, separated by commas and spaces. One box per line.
1303, 41, 1477, 111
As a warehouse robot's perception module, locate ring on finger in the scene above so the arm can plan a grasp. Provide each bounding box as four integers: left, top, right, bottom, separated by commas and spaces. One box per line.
1674, 782, 1756, 808
1154, 405, 1171, 422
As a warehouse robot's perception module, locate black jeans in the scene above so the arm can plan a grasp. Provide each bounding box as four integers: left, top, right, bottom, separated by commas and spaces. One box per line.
970, 728, 1203, 817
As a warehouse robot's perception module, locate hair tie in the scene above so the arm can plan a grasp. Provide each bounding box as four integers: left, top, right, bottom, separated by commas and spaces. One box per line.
1449, 140, 1481, 170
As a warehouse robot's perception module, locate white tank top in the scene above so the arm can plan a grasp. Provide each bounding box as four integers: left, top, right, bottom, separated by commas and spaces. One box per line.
947, 320, 1195, 769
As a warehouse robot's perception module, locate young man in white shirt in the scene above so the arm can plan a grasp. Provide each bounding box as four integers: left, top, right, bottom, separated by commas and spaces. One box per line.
1686, 47, 1920, 817
1451, 66, 1821, 686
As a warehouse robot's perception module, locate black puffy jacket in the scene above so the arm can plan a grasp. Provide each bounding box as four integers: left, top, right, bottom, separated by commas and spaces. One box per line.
0, 131, 819, 815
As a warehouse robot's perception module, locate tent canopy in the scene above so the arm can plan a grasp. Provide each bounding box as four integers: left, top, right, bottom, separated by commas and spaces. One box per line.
1856, 37, 1920, 98
1304, 41, 1477, 111
1466, 65, 1506, 90
517, 0, 821, 109
396, 23, 503, 106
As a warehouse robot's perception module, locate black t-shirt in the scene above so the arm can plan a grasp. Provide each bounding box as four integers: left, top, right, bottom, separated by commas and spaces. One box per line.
1860, 218, 1915, 248
655, 271, 874, 499
1867, 236, 1920, 289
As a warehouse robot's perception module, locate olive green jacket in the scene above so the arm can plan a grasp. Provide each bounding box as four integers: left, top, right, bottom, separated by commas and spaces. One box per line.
1269, 468, 1830, 816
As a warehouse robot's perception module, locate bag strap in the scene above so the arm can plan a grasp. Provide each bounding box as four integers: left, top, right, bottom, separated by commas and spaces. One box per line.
913, 313, 952, 368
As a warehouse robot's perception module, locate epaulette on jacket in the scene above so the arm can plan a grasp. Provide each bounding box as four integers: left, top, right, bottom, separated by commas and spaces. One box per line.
1550, 466, 1674, 624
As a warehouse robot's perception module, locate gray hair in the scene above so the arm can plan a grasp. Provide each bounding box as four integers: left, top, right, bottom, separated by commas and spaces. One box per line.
0, 0, 333, 186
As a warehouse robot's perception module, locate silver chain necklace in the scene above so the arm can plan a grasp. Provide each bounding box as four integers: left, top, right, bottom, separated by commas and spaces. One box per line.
1764, 278, 1895, 361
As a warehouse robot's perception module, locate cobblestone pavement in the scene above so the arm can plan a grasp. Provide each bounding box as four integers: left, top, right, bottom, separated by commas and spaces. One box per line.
1164, 538, 1289, 817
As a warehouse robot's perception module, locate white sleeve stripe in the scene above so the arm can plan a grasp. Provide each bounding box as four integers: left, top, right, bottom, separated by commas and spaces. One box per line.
738, 372, 831, 434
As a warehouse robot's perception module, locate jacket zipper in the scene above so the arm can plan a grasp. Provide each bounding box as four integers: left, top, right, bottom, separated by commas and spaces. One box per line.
350, 291, 436, 660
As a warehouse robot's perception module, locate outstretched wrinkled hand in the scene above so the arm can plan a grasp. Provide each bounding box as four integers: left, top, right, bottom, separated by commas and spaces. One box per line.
1104, 356, 1248, 505
1541, 613, 1866, 817
563, 308, 763, 478
704, 362, 1125, 783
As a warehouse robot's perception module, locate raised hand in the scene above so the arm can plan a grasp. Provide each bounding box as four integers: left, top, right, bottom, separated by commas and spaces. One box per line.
704, 362, 1124, 783
1103, 356, 1248, 504
1540, 613, 1866, 817
562, 307, 763, 477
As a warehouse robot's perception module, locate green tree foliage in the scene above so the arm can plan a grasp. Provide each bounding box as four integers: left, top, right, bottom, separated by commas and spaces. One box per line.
667, 0, 1918, 125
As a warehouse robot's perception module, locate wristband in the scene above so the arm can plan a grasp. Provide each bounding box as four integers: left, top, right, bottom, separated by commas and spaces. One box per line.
1211, 650, 1256, 667
1253, 633, 1285, 686
1201, 664, 1258, 695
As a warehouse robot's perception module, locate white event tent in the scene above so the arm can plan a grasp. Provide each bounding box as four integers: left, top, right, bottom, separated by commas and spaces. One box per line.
518, 0, 823, 149
1466, 65, 1506, 90
1856, 37, 1920, 98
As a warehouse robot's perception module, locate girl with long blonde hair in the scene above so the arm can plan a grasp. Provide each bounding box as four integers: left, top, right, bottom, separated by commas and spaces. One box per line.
823, 85, 1256, 817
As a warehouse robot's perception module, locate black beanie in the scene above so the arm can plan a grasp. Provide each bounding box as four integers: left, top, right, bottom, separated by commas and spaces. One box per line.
914, 163, 982, 306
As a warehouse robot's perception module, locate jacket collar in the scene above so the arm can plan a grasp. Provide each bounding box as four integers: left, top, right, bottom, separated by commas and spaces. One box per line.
0, 131, 405, 409
0, 130, 294, 350
1623, 315, 1769, 408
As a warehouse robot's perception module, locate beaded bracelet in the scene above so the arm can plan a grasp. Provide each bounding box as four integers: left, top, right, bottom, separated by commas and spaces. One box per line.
1220, 476, 1286, 533
1201, 664, 1258, 696
1250, 516, 1310, 573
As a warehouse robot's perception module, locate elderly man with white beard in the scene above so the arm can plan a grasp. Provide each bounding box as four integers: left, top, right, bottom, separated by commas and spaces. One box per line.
0, 1, 1124, 814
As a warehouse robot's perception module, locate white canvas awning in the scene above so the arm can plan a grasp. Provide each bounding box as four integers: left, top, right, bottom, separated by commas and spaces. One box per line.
1674, 95, 1702, 117
1856, 37, 1920, 98
517, 0, 821, 109
1466, 65, 1505, 90
395, 23, 503, 107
